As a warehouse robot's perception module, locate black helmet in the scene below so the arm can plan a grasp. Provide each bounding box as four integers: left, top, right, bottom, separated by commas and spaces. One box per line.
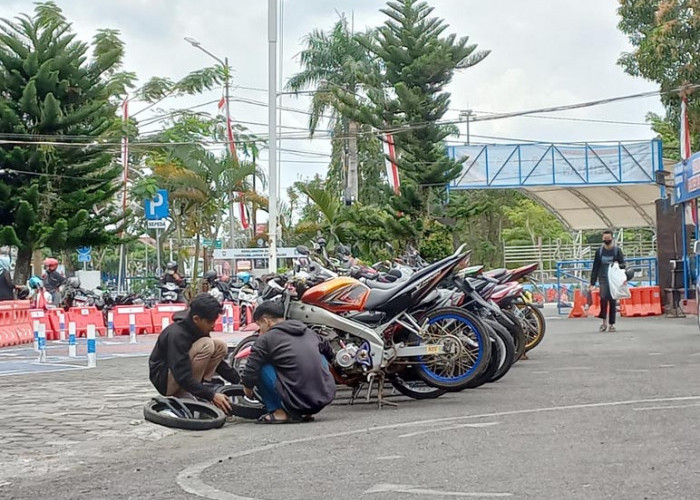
166, 261, 178, 271
204, 270, 218, 282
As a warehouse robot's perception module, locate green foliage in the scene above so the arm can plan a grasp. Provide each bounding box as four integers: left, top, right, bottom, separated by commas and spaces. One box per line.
418, 221, 453, 262
618, 0, 699, 152
0, 2, 131, 281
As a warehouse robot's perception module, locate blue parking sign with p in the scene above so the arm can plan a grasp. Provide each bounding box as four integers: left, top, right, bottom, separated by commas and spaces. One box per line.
145, 190, 169, 220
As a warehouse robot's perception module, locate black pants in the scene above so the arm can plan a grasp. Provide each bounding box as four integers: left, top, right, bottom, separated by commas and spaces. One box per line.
598, 279, 616, 325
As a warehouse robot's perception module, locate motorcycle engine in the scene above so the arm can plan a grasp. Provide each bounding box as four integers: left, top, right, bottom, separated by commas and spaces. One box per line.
311, 325, 371, 376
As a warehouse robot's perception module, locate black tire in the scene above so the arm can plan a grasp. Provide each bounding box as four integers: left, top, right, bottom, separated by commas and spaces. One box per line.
461, 323, 499, 389
414, 307, 492, 391
487, 320, 516, 383
143, 397, 226, 431
217, 384, 268, 420
227, 334, 259, 370
500, 310, 527, 361
389, 371, 447, 400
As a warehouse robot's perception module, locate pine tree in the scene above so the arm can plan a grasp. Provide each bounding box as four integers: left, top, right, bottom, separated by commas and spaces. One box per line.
352, 0, 489, 220
0, 2, 134, 282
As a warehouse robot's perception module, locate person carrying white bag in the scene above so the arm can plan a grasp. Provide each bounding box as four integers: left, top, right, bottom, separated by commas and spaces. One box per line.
589, 230, 626, 332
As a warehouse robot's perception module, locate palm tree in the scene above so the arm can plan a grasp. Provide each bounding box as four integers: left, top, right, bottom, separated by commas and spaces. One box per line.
286, 15, 371, 203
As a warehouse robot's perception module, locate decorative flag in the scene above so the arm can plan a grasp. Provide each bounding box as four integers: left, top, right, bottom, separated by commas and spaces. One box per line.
382, 133, 400, 194
681, 97, 697, 225
681, 96, 691, 161
218, 97, 248, 229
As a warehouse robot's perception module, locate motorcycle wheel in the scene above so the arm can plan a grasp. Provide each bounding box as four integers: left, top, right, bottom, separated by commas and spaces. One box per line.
460, 323, 499, 389
143, 397, 225, 431
217, 384, 268, 420
487, 320, 516, 383
389, 371, 446, 400
227, 334, 259, 371
516, 303, 546, 351
414, 307, 492, 391
500, 310, 527, 361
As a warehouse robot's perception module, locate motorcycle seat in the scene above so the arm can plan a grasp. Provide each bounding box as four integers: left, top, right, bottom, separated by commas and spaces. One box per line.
364, 279, 395, 290
484, 268, 509, 281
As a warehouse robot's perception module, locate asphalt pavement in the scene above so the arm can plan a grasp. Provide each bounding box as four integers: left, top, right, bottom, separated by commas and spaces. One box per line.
1, 310, 700, 499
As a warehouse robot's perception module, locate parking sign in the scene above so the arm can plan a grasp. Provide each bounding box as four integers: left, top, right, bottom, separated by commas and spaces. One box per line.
145, 190, 169, 220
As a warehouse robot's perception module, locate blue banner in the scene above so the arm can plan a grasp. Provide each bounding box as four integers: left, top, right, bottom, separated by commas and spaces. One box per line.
674, 151, 700, 204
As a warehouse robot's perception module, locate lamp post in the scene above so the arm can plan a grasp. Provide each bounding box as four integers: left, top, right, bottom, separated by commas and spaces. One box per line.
184, 37, 237, 249
268, 0, 278, 273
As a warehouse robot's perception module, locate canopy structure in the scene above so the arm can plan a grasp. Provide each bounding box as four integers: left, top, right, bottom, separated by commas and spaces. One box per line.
446, 140, 666, 230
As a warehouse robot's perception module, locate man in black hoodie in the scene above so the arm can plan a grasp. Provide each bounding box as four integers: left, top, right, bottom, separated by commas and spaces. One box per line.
149, 293, 239, 413
242, 300, 336, 423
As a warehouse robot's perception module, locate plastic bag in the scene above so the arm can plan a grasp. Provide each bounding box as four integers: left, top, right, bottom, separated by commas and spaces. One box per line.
608, 262, 631, 300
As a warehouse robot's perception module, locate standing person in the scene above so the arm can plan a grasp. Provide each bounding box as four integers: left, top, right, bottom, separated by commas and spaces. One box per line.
590, 230, 625, 332
0, 255, 16, 301
241, 301, 336, 424
42, 258, 65, 306
148, 293, 237, 413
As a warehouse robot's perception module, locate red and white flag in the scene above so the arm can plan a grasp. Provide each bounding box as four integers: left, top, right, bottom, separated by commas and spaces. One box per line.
218, 97, 249, 229
383, 134, 400, 194
681, 96, 691, 161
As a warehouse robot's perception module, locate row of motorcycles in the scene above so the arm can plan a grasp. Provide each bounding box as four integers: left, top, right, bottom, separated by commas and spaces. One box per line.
20, 271, 260, 328
229, 238, 546, 405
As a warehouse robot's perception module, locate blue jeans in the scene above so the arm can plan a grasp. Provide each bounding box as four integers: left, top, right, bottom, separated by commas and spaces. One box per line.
256, 364, 283, 412
256, 358, 329, 413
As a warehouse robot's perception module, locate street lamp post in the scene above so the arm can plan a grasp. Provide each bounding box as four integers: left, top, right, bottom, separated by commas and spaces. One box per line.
184, 37, 237, 249
268, 0, 278, 273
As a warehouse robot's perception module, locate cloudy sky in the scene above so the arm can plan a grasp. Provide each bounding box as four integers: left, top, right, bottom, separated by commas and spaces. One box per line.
3, 0, 665, 196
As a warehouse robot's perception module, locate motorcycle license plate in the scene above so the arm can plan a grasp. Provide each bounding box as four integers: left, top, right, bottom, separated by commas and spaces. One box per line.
426, 345, 441, 354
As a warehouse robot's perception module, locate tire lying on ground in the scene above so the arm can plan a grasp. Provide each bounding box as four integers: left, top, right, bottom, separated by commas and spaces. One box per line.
217, 384, 268, 420
143, 396, 226, 431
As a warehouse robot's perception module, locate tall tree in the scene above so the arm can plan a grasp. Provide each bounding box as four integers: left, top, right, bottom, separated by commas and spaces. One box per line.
0, 2, 135, 282
618, 0, 699, 150
287, 15, 387, 205
349, 0, 489, 225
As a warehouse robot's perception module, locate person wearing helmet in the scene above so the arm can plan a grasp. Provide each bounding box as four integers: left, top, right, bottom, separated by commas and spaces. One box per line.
236, 271, 251, 285
160, 261, 186, 287
42, 257, 65, 305
159, 261, 187, 303
0, 255, 17, 301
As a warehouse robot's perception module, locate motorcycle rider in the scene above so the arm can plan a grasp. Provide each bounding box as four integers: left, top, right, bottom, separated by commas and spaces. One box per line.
0, 255, 17, 301
42, 258, 65, 306
159, 261, 187, 303
241, 300, 336, 424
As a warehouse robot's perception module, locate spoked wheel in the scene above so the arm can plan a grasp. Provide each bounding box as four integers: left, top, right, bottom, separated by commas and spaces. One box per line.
227, 334, 259, 371
143, 396, 226, 430
415, 307, 492, 391
389, 370, 447, 400
515, 303, 546, 351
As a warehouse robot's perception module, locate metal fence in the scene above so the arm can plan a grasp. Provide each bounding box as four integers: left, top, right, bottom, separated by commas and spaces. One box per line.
555, 257, 658, 315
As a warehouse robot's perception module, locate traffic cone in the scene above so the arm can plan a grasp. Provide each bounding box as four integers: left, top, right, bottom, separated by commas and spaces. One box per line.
568, 289, 588, 318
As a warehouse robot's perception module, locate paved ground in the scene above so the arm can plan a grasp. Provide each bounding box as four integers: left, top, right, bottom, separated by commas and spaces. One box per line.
1, 312, 700, 499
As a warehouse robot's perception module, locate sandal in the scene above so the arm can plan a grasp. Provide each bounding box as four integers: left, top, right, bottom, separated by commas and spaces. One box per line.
599, 324, 608, 332
608, 326, 616, 332
255, 412, 301, 424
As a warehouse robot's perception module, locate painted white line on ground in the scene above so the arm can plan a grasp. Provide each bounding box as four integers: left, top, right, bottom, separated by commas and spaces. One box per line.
176, 395, 700, 500
400, 422, 501, 439
633, 403, 700, 412
374, 455, 404, 461
614, 369, 651, 373
648, 352, 663, 356
657, 364, 676, 368
364, 483, 512, 497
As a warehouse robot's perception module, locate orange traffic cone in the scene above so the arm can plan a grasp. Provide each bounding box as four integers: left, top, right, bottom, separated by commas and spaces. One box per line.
568, 289, 588, 318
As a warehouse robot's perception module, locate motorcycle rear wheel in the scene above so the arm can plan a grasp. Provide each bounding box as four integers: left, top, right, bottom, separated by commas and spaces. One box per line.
516, 303, 546, 351
389, 371, 446, 400
414, 307, 492, 391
